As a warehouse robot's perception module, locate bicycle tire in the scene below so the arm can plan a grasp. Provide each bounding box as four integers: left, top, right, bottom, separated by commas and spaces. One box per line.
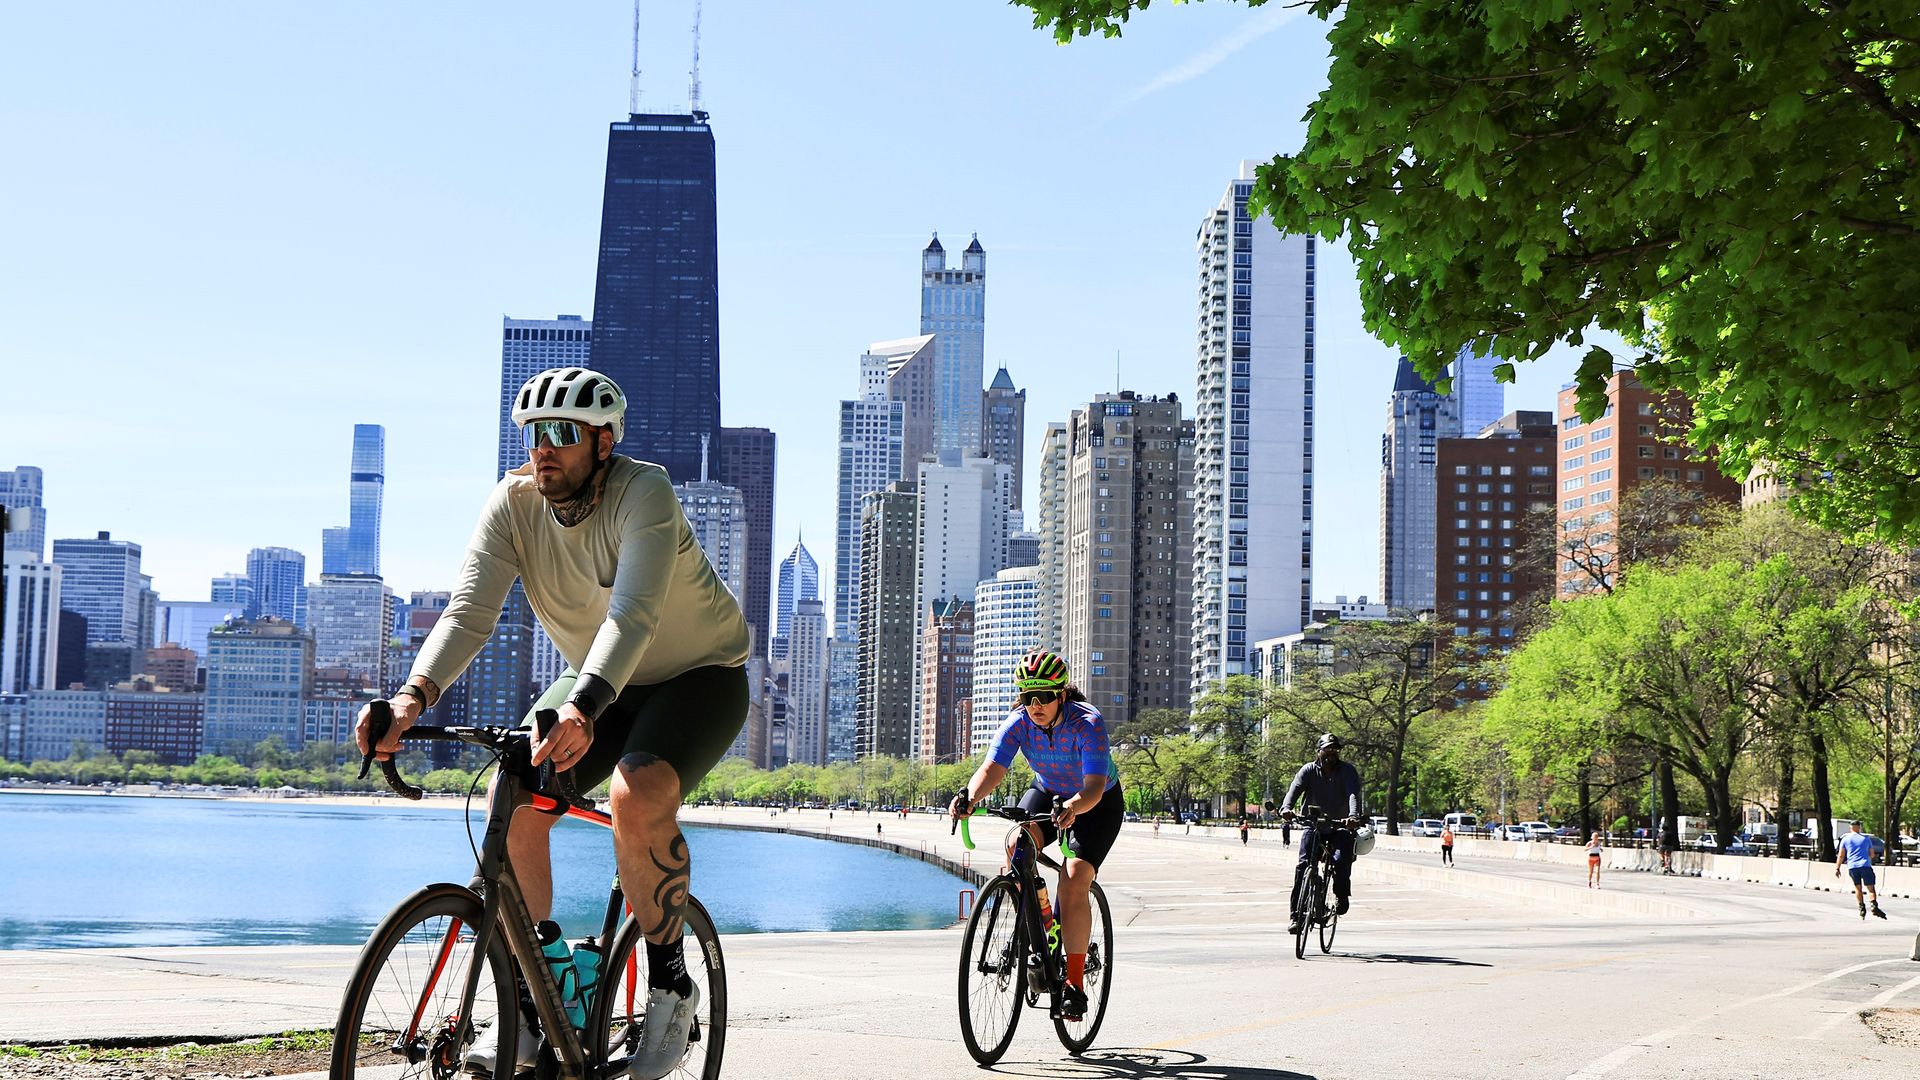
329, 882, 514, 1080
594, 895, 728, 1080
1052, 880, 1113, 1055
1318, 880, 1339, 954
958, 876, 1026, 1065
1293, 868, 1316, 960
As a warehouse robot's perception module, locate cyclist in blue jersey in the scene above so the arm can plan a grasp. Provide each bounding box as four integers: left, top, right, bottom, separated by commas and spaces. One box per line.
949, 650, 1122, 1022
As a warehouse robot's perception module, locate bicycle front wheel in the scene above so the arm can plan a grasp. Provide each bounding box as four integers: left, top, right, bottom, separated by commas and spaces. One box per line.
1318, 887, 1339, 954
958, 876, 1025, 1065
1052, 880, 1113, 1055
595, 896, 727, 1080
1293, 871, 1320, 960
329, 883, 514, 1080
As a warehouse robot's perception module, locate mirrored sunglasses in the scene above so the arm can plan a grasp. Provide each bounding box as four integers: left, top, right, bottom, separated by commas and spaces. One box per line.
1021, 690, 1060, 707
521, 419, 587, 450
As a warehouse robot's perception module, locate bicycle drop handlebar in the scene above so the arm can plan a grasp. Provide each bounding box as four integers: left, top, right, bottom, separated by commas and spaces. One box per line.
952, 802, 1076, 860
358, 700, 590, 810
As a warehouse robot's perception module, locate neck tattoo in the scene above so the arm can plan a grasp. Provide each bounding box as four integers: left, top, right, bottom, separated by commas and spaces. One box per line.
548, 460, 607, 527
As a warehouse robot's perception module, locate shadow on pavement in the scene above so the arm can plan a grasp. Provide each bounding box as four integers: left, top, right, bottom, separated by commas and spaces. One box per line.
1339, 952, 1493, 967
986, 1047, 1317, 1078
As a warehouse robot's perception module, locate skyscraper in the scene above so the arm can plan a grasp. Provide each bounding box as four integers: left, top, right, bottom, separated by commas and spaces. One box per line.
918, 598, 974, 765
203, 618, 313, 752
1035, 422, 1069, 653
833, 392, 904, 639
210, 573, 256, 614
920, 234, 986, 456
1436, 411, 1557, 655
1063, 392, 1195, 728
1453, 345, 1506, 438
716, 427, 775, 656
1192, 163, 1316, 696
970, 565, 1041, 753
827, 638, 857, 764
774, 537, 820, 646
245, 546, 307, 624
861, 335, 937, 480
322, 425, 385, 577
1380, 357, 1463, 612
2, 555, 61, 693
982, 367, 1026, 516
1, 466, 47, 560
306, 574, 394, 690
51, 532, 143, 646
857, 482, 918, 758
466, 585, 535, 727
786, 598, 830, 766
499, 316, 594, 478
588, 112, 720, 484
675, 438, 748, 604
911, 450, 1011, 759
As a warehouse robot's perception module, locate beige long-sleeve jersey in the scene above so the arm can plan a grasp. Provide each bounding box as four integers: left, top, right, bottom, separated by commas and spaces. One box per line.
409, 456, 750, 696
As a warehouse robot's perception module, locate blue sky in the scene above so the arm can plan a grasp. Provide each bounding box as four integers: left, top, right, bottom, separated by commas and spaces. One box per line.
4, 0, 1581, 616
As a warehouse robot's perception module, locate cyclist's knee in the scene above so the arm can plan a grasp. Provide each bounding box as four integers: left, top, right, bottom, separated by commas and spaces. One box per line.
610, 753, 682, 822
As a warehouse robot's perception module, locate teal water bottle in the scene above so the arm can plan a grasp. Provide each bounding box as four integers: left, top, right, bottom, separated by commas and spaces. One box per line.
535, 920, 584, 1029
570, 939, 605, 1029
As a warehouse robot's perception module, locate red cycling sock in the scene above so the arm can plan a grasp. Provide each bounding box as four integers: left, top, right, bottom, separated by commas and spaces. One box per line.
1066, 953, 1085, 988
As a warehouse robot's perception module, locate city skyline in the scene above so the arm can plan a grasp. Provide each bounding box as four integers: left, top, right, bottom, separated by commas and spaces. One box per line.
5, 2, 1589, 616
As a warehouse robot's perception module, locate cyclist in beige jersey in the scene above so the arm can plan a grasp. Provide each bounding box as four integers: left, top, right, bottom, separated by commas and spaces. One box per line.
356, 366, 748, 1079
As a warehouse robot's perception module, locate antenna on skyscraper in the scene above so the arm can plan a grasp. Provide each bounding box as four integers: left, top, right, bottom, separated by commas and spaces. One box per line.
629, 0, 643, 115
689, 0, 704, 116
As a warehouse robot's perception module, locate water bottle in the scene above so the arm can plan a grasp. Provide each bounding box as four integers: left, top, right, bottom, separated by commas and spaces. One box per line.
536, 920, 585, 1029
571, 938, 605, 1028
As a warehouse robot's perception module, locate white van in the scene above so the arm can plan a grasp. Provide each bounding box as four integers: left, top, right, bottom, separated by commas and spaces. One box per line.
1443, 812, 1480, 835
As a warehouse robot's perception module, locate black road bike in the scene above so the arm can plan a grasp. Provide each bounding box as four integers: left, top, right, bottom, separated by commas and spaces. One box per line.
953, 803, 1113, 1064
1284, 804, 1348, 959
328, 702, 726, 1080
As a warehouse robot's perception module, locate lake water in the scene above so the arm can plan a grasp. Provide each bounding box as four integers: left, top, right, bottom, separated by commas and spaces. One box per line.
0, 794, 968, 948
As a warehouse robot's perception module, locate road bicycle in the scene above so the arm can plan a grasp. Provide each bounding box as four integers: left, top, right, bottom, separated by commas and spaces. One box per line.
1285, 805, 1347, 959
953, 802, 1113, 1063
328, 702, 726, 1080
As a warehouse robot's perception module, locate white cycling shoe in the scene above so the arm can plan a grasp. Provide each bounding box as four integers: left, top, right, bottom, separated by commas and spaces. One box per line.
464, 1015, 539, 1075
628, 983, 701, 1079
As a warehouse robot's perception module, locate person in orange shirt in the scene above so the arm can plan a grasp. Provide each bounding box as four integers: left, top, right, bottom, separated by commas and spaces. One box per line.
1440, 823, 1455, 866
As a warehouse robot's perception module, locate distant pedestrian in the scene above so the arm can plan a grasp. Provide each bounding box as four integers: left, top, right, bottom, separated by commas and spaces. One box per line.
1152, 821, 1161, 838
1586, 832, 1604, 888
1836, 821, 1888, 920
1440, 824, 1454, 866
1239, 818, 1251, 845
877, 822, 884, 837
1658, 833, 1676, 875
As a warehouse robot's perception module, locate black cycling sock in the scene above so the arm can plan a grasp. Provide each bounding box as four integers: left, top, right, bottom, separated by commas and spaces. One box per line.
645, 938, 693, 996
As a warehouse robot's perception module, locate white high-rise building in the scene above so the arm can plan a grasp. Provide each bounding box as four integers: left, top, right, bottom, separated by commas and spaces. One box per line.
833, 394, 904, 638
305, 574, 394, 690
786, 598, 831, 765
970, 565, 1042, 753
2, 467, 47, 560
1454, 345, 1506, 438
920, 234, 987, 456
2, 555, 61, 693
1380, 357, 1463, 612
1192, 163, 1316, 696
911, 449, 1011, 758
1035, 423, 1069, 653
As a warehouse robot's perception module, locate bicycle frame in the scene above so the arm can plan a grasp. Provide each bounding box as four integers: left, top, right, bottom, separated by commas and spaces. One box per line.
960, 810, 1075, 1014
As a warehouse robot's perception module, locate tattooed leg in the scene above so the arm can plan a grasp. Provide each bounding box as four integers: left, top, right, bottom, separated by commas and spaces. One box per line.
611, 751, 693, 990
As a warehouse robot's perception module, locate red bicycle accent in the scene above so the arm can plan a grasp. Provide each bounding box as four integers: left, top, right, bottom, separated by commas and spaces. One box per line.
405, 918, 462, 1041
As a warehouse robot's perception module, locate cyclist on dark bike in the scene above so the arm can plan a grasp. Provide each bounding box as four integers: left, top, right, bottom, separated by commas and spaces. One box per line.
353, 366, 750, 1079
1280, 733, 1364, 935
948, 650, 1122, 1022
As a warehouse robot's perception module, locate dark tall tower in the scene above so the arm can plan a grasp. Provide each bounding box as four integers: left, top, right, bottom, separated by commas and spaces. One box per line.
717, 426, 775, 657
588, 112, 721, 483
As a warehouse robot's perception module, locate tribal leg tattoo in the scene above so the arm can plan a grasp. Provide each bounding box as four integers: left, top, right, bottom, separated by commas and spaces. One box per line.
644, 831, 690, 943
617, 750, 690, 945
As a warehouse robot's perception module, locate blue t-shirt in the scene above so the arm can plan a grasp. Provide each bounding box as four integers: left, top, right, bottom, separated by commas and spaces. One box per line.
987, 700, 1118, 796
1838, 832, 1875, 869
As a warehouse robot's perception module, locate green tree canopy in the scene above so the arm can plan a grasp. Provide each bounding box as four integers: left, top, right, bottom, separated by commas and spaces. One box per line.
1023, 0, 1920, 540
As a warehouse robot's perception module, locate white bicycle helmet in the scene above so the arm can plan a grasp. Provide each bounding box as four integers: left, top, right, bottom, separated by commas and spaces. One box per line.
1352, 824, 1377, 857
512, 368, 627, 443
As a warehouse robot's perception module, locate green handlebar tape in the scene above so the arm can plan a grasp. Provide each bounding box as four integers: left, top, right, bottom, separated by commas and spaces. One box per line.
957, 807, 1074, 859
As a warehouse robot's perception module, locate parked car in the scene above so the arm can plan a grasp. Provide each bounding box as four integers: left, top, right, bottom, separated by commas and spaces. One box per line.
1443, 812, 1481, 836
1370, 816, 1389, 832
1410, 819, 1444, 837
1123, 811, 1141, 823
1519, 821, 1555, 842
1496, 824, 1530, 841
1554, 825, 1582, 838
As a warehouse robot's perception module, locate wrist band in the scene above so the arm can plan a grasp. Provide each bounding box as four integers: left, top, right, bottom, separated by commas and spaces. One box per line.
394, 684, 428, 707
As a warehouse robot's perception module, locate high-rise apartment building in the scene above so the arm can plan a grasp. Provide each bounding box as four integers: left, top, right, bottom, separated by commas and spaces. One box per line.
918, 598, 974, 765
983, 367, 1026, 515
1554, 371, 1743, 596
1192, 163, 1316, 696
210, 573, 254, 611
1035, 423, 1069, 652
1453, 346, 1506, 439
833, 395, 904, 638
1, 466, 47, 559
1436, 411, 1557, 651
498, 316, 593, 478
827, 638, 857, 764
862, 335, 937, 480
465, 585, 535, 727
911, 450, 1011, 759
321, 425, 384, 577
675, 435, 748, 605
244, 546, 306, 625
785, 598, 831, 766
716, 427, 775, 656
970, 565, 1041, 753
921, 235, 986, 456
305, 574, 394, 690
774, 537, 820, 652
2, 555, 61, 693
589, 112, 721, 484
51, 532, 143, 646
856, 482, 918, 758
1380, 357, 1464, 613
203, 618, 313, 752
1062, 393, 1195, 727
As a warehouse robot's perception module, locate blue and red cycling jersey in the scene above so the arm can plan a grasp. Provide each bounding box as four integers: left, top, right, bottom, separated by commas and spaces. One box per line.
987, 700, 1118, 797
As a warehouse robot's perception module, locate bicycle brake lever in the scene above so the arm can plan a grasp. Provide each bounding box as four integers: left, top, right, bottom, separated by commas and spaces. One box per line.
359, 700, 392, 780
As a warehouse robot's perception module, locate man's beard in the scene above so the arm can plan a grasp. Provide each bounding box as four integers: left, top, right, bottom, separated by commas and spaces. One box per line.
543, 455, 606, 526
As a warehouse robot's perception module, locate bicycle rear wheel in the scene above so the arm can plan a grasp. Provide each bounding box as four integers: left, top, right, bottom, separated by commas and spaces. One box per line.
1052, 880, 1113, 1055
594, 896, 727, 1080
329, 883, 514, 1080
958, 876, 1025, 1065
1318, 883, 1339, 954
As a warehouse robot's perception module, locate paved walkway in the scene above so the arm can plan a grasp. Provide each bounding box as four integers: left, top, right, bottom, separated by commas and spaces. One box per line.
5, 808, 1919, 1078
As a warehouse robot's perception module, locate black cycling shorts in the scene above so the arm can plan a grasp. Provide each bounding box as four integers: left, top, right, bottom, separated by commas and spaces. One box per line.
1016, 782, 1124, 871
525, 665, 747, 797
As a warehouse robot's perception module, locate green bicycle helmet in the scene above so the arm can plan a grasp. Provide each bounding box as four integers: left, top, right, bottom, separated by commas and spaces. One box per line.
1013, 650, 1069, 692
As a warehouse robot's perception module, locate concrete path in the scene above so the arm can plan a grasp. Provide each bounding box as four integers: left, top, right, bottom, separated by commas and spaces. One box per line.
5, 809, 1918, 1079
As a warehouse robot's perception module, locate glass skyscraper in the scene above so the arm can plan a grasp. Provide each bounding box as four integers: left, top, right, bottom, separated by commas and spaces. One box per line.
588, 113, 721, 484
920, 234, 986, 456
774, 538, 820, 645
245, 546, 307, 625
50, 532, 144, 646
717, 427, 775, 655
498, 316, 593, 479
2, 466, 47, 560
322, 425, 384, 577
